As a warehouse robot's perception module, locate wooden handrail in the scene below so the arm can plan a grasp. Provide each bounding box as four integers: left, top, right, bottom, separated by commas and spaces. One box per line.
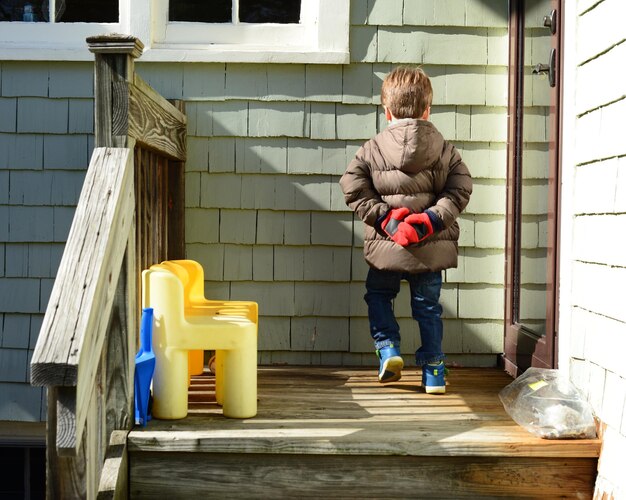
29, 34, 186, 498
31, 147, 135, 453
87, 33, 186, 161
130, 74, 187, 161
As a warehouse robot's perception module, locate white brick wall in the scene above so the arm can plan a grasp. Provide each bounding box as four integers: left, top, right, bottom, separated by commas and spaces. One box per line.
576, 41, 626, 115
576, 0, 626, 64
573, 215, 626, 267
575, 308, 626, 380
595, 427, 626, 497
560, 1, 626, 496
573, 158, 620, 214
571, 262, 626, 323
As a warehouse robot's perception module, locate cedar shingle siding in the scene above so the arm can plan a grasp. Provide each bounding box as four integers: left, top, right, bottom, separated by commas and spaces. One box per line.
0, 0, 509, 420
0, 61, 94, 421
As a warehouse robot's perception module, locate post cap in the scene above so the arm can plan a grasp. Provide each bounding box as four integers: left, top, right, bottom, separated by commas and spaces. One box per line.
86, 34, 144, 58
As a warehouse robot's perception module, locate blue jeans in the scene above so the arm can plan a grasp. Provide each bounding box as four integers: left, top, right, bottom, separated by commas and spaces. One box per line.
364, 267, 445, 366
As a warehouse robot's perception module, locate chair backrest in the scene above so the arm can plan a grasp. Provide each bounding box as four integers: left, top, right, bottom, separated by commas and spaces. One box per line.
170, 260, 206, 304
156, 260, 208, 306
149, 260, 258, 324
141, 267, 186, 333
157, 261, 193, 307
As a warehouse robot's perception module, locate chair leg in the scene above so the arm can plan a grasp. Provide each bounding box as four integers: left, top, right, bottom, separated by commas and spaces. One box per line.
153, 347, 189, 420
222, 343, 257, 418
215, 350, 225, 407
189, 349, 204, 377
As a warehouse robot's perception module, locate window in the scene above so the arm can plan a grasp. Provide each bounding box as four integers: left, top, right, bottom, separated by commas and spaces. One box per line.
169, 0, 301, 24
147, 0, 348, 63
0, 0, 125, 57
0, 0, 349, 63
0, 0, 118, 22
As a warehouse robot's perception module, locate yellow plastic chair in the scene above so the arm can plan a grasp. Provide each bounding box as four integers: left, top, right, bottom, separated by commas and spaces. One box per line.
155, 260, 258, 403
158, 260, 258, 322
142, 264, 258, 419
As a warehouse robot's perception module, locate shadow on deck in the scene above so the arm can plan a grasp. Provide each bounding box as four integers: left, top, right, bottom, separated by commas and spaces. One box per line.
128, 367, 601, 499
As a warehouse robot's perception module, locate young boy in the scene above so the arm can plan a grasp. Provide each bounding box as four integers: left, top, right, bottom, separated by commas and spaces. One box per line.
339, 66, 472, 394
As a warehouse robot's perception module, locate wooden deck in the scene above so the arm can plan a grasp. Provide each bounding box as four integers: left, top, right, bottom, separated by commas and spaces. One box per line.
128, 367, 601, 498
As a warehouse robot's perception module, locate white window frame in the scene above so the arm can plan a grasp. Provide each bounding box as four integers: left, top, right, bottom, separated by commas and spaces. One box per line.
0, 0, 349, 63
0, 1, 131, 60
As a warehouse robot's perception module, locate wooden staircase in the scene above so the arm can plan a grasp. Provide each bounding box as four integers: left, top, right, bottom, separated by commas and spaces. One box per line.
127, 367, 600, 499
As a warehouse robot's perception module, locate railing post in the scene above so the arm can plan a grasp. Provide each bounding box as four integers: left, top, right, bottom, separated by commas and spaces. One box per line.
87, 34, 144, 148
32, 34, 186, 498
86, 35, 144, 499
87, 33, 186, 272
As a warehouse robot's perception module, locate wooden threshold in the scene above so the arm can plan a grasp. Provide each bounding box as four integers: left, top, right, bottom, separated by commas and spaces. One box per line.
128, 367, 601, 459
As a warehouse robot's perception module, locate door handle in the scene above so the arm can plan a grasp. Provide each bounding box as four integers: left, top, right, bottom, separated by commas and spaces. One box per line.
532, 48, 556, 87
543, 9, 557, 34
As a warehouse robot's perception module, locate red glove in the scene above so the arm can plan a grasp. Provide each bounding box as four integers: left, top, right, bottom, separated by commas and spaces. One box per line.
381, 208, 419, 246
404, 212, 434, 242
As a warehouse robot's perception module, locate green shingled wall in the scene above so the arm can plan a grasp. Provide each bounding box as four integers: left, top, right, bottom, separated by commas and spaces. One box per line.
0, 1, 510, 422
135, 0, 510, 367
0, 61, 93, 421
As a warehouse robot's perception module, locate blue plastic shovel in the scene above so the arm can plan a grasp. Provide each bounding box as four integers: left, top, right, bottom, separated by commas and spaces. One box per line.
134, 307, 155, 426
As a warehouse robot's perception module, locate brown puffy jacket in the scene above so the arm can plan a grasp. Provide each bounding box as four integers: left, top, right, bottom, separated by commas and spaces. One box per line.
339, 119, 472, 273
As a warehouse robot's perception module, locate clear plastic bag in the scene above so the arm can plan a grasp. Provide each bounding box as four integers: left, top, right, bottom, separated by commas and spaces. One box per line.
498, 367, 597, 439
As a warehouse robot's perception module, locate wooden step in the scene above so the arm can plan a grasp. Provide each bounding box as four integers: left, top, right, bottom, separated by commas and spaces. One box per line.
128, 367, 601, 498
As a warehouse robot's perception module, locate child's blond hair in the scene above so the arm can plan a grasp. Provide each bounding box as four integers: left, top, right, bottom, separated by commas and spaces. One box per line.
381, 66, 433, 119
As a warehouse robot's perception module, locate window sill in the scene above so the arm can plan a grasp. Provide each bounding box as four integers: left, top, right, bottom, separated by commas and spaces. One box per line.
142, 44, 349, 64
0, 42, 349, 64
0, 42, 95, 61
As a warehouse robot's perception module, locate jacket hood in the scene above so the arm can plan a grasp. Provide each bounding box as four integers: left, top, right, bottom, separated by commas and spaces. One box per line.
375, 119, 445, 174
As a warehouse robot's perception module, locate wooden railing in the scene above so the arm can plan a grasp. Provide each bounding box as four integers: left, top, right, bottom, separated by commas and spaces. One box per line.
30, 35, 186, 499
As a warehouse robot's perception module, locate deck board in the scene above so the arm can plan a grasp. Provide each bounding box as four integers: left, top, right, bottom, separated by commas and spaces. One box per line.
128, 367, 601, 459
